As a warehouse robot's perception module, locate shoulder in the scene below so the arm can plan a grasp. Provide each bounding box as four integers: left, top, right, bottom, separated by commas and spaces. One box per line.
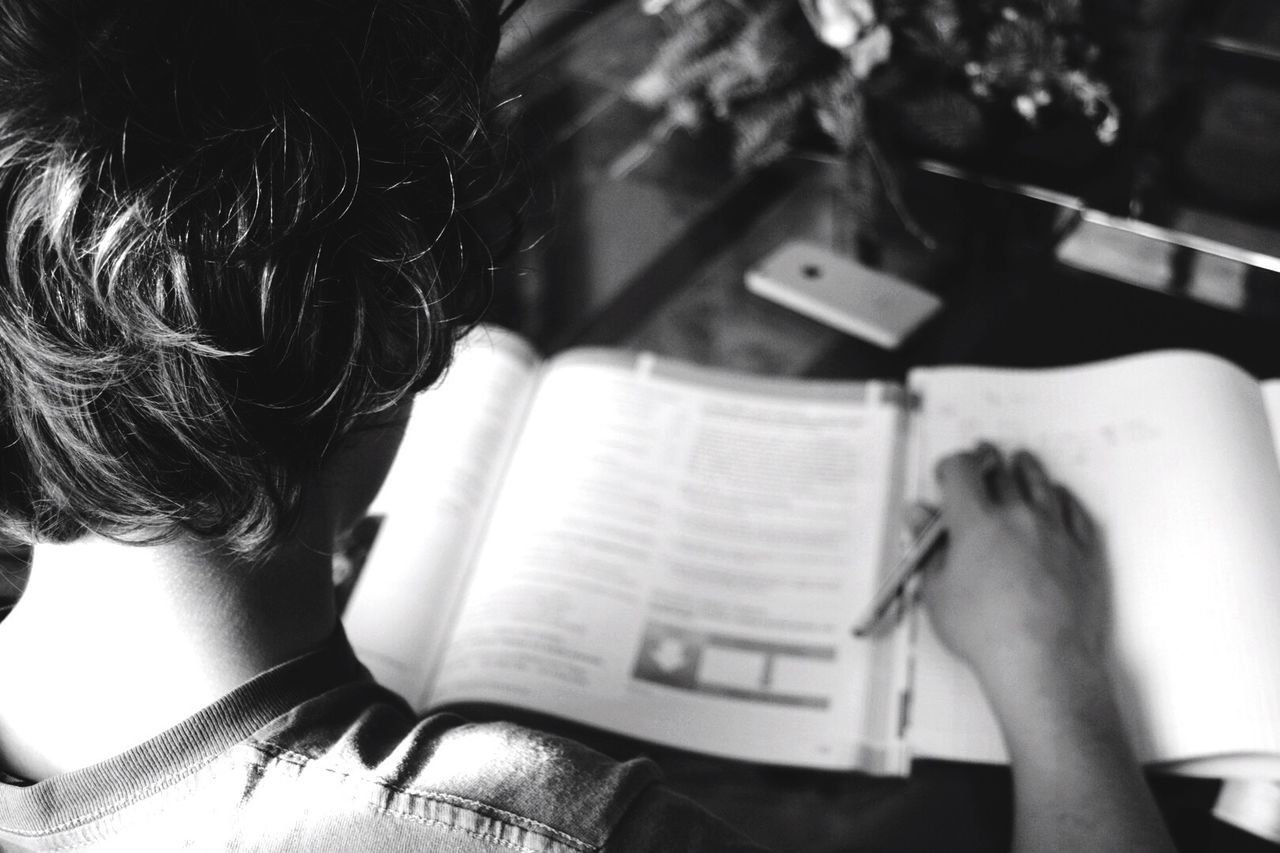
241, 682, 762, 852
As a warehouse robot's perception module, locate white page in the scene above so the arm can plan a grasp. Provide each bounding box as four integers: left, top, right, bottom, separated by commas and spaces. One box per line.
905, 351, 1280, 772
343, 328, 541, 705
1168, 378, 1280, 780
1262, 381, 1280, 464
425, 353, 906, 770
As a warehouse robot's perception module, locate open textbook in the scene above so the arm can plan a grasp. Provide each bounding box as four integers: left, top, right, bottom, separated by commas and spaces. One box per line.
343, 326, 1280, 778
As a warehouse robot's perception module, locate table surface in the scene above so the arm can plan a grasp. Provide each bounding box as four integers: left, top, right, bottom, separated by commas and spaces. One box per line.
483, 1, 1280, 850
494, 0, 1280, 378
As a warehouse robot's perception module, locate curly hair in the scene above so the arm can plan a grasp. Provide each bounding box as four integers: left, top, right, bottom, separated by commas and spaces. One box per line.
0, 0, 514, 558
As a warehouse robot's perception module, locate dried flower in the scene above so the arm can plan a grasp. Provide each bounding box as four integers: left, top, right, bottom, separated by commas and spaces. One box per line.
627, 0, 1122, 191
797, 0, 877, 49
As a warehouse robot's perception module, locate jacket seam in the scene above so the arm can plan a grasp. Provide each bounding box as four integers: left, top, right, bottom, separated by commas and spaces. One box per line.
391, 810, 587, 853
247, 740, 596, 851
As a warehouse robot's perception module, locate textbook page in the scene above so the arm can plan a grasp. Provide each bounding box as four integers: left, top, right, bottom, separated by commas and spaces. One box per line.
905, 351, 1280, 774
344, 328, 542, 706
425, 352, 909, 770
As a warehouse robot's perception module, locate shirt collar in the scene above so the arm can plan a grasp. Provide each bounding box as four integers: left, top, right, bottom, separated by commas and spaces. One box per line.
0, 626, 370, 835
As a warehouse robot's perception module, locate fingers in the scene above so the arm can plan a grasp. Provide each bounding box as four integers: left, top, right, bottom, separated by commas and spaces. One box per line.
1012, 450, 1054, 512
1056, 484, 1097, 546
935, 446, 997, 524
981, 443, 1016, 503
938, 444, 1058, 511
936, 441, 1012, 508
938, 443, 1098, 545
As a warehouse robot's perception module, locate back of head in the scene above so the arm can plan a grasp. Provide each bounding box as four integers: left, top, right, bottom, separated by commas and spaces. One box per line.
0, 0, 510, 559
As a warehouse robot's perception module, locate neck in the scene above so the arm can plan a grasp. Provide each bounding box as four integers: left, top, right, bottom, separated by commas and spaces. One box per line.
0, 533, 337, 781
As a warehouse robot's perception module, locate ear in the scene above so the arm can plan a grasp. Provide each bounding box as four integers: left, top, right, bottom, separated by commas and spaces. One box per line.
303, 401, 414, 548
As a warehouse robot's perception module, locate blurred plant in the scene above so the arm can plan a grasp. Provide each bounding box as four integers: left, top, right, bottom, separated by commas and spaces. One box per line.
621, 0, 1121, 197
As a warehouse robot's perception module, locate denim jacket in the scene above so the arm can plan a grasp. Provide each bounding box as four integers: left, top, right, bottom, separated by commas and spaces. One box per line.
0, 629, 764, 852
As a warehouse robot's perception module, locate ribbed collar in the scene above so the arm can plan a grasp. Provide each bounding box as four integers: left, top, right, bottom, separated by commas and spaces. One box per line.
0, 627, 370, 836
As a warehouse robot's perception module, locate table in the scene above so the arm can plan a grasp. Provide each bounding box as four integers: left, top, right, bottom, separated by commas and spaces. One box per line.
480, 0, 1280, 849
494, 0, 1280, 370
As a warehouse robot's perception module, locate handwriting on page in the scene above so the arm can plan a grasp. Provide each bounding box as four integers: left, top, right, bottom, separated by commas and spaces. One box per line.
909, 355, 1280, 769
931, 404, 1164, 468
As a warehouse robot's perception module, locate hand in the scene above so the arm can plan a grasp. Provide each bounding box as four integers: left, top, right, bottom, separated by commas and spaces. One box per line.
919, 445, 1176, 853
919, 443, 1110, 694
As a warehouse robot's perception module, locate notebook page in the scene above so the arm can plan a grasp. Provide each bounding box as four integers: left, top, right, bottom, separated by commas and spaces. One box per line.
426, 354, 906, 770
1262, 381, 1280, 464
344, 328, 541, 706
906, 351, 1280, 769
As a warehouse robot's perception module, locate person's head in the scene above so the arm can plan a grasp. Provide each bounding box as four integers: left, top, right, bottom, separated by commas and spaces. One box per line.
0, 0, 515, 561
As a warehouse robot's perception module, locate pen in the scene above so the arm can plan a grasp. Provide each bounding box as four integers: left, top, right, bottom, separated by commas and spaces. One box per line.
851, 509, 948, 638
